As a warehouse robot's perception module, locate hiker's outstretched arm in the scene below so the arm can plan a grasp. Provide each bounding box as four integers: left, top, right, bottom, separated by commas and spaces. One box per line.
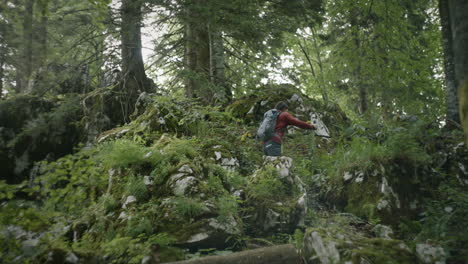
284, 112, 315, 129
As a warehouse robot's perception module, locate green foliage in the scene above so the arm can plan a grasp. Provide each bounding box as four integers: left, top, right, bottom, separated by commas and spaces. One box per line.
36, 148, 106, 214
0, 233, 23, 264
98, 193, 119, 214
0, 180, 18, 200
0, 95, 53, 131
95, 139, 148, 169
319, 136, 387, 182
417, 183, 468, 263
125, 216, 153, 238
386, 132, 430, 164
159, 138, 200, 165
201, 172, 226, 196
225, 170, 248, 191
216, 194, 240, 223
344, 180, 382, 224
171, 197, 208, 222
315, 0, 443, 116
292, 229, 304, 249
100, 236, 147, 264
16, 95, 82, 143
246, 166, 288, 205
1, 95, 83, 183
315, 119, 434, 189
0, 203, 52, 232
125, 175, 149, 201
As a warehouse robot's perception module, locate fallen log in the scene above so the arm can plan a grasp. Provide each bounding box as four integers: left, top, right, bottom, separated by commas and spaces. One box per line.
163, 244, 301, 264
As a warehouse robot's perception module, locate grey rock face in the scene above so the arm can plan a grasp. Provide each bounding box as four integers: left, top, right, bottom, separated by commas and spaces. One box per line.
65, 252, 79, 264
122, 195, 137, 209
172, 176, 197, 196
248, 156, 308, 234
416, 243, 446, 264
181, 217, 241, 249
303, 231, 340, 264
262, 156, 294, 182
372, 224, 394, 239
168, 164, 198, 196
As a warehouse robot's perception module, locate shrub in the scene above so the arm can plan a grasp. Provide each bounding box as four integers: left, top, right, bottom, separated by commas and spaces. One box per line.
125, 175, 149, 201
246, 166, 288, 206
125, 216, 153, 238
37, 149, 106, 214
417, 183, 468, 263
385, 127, 430, 164
171, 197, 208, 222
95, 139, 148, 169
216, 194, 240, 223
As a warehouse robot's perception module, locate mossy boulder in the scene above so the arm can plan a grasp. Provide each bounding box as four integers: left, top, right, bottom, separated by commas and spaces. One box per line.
301, 213, 421, 264
226, 84, 349, 137
244, 156, 307, 236
312, 119, 468, 232
0, 95, 83, 183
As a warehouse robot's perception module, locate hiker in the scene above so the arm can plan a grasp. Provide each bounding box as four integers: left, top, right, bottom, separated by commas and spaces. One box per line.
262, 101, 316, 156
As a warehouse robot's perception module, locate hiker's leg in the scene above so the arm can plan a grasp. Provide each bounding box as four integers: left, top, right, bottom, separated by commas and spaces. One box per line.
264, 140, 282, 156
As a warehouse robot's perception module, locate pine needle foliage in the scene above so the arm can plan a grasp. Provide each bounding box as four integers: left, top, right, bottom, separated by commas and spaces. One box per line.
95, 139, 148, 169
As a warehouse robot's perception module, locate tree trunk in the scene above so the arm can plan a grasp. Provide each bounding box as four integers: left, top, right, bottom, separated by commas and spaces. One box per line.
120, 0, 152, 122
352, 27, 367, 114
34, 2, 48, 94
185, 18, 196, 99
184, 0, 211, 103
38, 8, 48, 68
0, 52, 4, 98
121, 0, 150, 92
195, 23, 211, 101
209, 28, 231, 103
448, 0, 468, 145
164, 244, 301, 264
18, 0, 34, 93
311, 27, 328, 103
439, 0, 460, 125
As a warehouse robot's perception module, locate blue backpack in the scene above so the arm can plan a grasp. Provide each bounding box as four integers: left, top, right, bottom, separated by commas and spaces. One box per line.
257, 109, 281, 141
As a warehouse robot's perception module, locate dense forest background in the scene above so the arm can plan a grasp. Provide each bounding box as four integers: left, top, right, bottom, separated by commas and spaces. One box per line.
0, 0, 467, 263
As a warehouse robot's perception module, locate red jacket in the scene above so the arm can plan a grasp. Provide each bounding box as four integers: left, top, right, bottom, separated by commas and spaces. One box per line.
271, 111, 315, 144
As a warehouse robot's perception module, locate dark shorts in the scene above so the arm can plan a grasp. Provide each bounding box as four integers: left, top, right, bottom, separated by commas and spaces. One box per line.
263, 140, 282, 156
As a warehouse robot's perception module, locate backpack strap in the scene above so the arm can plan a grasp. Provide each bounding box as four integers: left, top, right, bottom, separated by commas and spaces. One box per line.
274, 111, 285, 133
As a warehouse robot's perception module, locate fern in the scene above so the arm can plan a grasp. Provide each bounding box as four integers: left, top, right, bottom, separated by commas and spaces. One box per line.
95, 139, 148, 169
125, 175, 149, 201
171, 197, 208, 222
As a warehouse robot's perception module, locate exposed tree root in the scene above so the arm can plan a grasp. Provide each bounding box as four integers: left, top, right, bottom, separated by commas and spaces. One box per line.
163, 244, 301, 264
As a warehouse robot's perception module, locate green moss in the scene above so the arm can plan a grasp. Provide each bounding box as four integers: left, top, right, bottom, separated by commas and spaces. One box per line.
170, 219, 210, 243
350, 238, 418, 264
125, 175, 150, 201
170, 197, 209, 223
216, 194, 240, 224
225, 95, 259, 119
304, 215, 418, 264
95, 139, 148, 169
246, 166, 290, 206
344, 179, 382, 223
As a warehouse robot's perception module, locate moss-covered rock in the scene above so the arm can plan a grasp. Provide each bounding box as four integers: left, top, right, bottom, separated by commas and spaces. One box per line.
0, 95, 83, 183
302, 213, 421, 264
244, 157, 307, 236
226, 84, 349, 137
